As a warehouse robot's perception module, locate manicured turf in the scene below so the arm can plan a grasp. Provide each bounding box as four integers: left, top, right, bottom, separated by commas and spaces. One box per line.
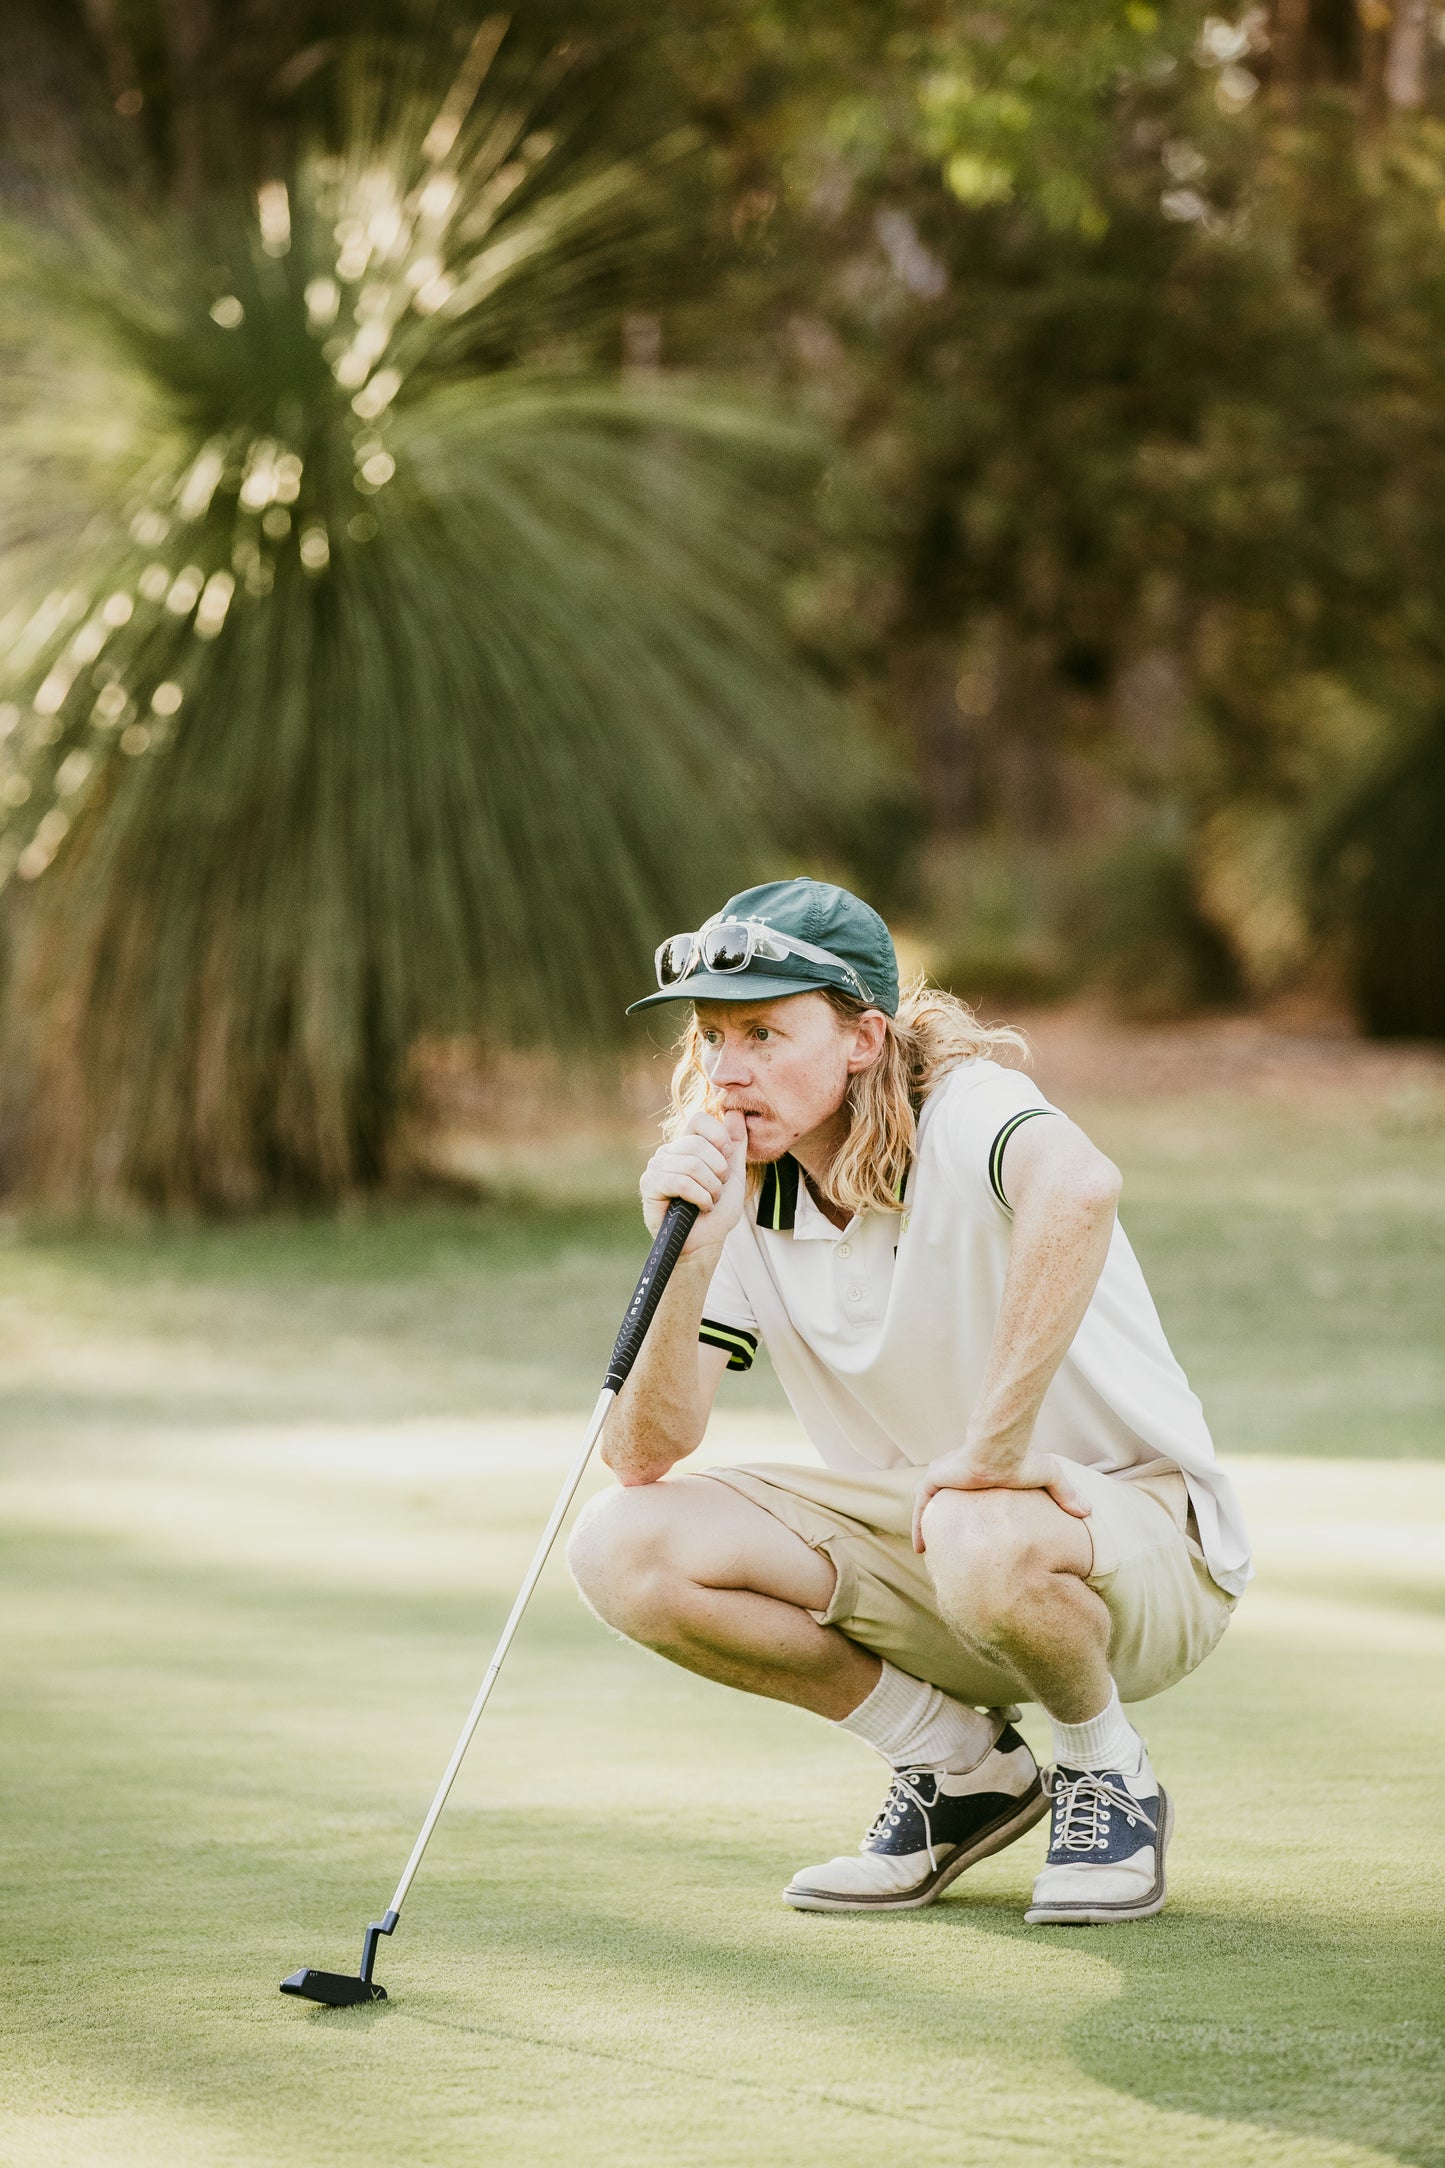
0, 1092, 1442, 2165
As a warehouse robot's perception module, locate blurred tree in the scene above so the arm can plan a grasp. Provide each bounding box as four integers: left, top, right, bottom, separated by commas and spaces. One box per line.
648, 1, 1445, 1030
6, 0, 1445, 1066
0, 31, 865, 1209
1316, 711, 1445, 1038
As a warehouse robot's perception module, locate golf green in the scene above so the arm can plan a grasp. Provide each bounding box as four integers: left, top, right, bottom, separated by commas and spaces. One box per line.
0, 1088, 1442, 2165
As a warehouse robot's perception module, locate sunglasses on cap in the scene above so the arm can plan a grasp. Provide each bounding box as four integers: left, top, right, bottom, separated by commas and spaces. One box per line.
654, 917, 874, 1002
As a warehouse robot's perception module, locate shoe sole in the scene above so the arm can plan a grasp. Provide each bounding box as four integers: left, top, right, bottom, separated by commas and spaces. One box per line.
1022, 1787, 1174, 1925
782, 1777, 1049, 1913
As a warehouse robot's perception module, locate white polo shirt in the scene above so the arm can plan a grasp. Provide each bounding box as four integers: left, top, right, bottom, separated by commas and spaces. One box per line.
700, 1058, 1252, 1598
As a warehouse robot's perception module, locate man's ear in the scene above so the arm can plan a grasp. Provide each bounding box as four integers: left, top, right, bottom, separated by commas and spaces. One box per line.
845, 1009, 888, 1073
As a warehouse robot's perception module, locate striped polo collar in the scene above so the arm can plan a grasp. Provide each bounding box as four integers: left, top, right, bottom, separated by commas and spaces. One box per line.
755, 1155, 801, 1232
754, 1152, 910, 1234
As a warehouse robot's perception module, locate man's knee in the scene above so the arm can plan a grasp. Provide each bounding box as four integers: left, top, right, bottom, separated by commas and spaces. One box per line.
919, 1487, 1080, 1631
566, 1483, 686, 1638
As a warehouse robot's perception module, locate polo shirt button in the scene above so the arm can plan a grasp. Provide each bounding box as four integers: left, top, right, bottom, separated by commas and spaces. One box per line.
847, 1287, 863, 1301
837, 1243, 851, 1257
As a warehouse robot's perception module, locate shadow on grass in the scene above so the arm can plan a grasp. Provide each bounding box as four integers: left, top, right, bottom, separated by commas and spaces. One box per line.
9, 1686, 1442, 2163
1264, 1569, 1445, 1622
6, 1198, 643, 1276
960, 1900, 1445, 2168
291, 1820, 1445, 2165
290, 1998, 395, 2030
8, 1515, 1443, 2161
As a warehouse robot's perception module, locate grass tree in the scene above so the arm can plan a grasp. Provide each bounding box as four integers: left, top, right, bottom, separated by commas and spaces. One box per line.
0, 31, 860, 1211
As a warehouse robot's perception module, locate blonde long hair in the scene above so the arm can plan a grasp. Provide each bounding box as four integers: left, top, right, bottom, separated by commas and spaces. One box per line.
665, 973, 1028, 1219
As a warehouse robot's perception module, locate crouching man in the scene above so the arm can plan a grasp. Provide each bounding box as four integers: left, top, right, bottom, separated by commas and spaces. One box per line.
568, 878, 1251, 1922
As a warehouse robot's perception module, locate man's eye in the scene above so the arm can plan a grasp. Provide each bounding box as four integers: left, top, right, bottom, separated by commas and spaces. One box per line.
754, 1028, 771, 1042
702, 1030, 721, 1046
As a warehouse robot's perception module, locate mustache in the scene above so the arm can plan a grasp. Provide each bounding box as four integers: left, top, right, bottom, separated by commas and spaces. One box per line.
719, 1095, 774, 1120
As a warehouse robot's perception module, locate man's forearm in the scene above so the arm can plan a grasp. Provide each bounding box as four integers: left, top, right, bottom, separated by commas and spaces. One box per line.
602, 1250, 718, 1485
965, 1170, 1119, 1468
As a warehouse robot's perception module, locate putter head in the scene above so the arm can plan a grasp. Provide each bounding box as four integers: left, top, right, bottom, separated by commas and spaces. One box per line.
281, 1913, 397, 2007
280, 1967, 387, 2006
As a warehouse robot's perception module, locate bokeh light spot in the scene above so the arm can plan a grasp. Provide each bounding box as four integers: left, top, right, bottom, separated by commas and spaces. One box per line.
299, 524, 330, 572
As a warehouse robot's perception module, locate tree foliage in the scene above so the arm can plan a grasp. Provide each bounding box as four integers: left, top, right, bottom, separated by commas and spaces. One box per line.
2, 0, 1444, 1231
647, 1, 1445, 1028
0, 33, 864, 1207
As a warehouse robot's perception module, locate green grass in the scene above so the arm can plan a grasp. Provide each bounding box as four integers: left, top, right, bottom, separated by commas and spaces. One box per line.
1, 1093, 1443, 2165
1079, 1094, 1445, 1461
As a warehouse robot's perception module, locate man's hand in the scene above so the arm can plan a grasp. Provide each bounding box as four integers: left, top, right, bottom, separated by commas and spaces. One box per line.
640, 1108, 748, 1257
911, 1444, 1092, 1554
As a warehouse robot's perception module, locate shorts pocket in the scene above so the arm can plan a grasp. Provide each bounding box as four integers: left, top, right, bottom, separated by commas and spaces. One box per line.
807, 1540, 860, 1631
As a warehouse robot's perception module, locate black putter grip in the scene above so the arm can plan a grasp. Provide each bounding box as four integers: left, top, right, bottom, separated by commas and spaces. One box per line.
604, 1198, 700, 1392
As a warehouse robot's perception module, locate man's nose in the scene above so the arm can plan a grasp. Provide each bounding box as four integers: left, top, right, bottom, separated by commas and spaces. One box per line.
706, 1043, 752, 1087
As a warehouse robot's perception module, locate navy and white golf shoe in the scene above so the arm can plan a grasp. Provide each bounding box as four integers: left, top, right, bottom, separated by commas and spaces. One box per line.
1024, 1750, 1173, 1925
784, 1722, 1047, 1911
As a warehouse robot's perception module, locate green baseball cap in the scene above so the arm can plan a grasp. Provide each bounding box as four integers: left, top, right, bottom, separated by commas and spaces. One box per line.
627, 876, 900, 1017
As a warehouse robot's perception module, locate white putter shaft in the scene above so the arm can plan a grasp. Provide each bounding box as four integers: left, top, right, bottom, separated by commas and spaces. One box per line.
385, 1384, 617, 1917
282, 1195, 696, 2004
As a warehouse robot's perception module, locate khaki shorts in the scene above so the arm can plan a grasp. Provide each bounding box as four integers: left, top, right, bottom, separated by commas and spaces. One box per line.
703, 1459, 1235, 1708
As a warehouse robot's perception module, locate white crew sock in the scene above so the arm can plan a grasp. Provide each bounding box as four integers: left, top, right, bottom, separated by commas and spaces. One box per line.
1050, 1683, 1143, 1773
836, 1659, 996, 1772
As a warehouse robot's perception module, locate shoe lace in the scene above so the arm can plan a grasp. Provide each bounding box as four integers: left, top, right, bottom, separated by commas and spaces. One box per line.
865, 1769, 939, 1870
1046, 1767, 1156, 1855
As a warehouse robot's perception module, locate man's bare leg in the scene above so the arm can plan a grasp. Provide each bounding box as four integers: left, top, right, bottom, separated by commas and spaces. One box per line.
915, 1485, 1176, 1924
918, 1487, 1111, 1724
572, 1474, 1113, 1728
567, 1475, 881, 1718
569, 1474, 1056, 1912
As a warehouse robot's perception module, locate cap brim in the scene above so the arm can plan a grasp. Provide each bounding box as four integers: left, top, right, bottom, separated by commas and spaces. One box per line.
626, 970, 828, 1016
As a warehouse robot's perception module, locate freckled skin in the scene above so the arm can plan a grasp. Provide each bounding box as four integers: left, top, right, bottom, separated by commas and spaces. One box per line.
566, 992, 1125, 1726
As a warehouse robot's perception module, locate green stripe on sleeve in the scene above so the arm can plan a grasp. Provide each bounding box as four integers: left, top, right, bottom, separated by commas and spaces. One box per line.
988, 1107, 1060, 1211
698, 1320, 758, 1372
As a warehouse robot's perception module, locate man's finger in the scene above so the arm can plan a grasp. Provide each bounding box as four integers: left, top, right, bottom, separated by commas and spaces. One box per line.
659, 1135, 728, 1174
646, 1172, 718, 1213
1047, 1474, 1092, 1518
911, 1483, 935, 1553
689, 1110, 734, 1150
673, 1139, 729, 1181
645, 1161, 722, 1204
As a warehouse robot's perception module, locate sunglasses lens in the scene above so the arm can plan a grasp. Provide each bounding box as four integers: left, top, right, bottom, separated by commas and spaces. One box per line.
657, 935, 694, 985
702, 923, 752, 973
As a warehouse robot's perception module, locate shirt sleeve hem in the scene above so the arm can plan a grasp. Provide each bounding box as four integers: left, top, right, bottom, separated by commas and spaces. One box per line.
988, 1106, 1061, 1211
699, 1318, 758, 1372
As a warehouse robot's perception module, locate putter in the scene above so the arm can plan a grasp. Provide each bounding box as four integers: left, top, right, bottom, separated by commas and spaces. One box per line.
281, 1194, 700, 2007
